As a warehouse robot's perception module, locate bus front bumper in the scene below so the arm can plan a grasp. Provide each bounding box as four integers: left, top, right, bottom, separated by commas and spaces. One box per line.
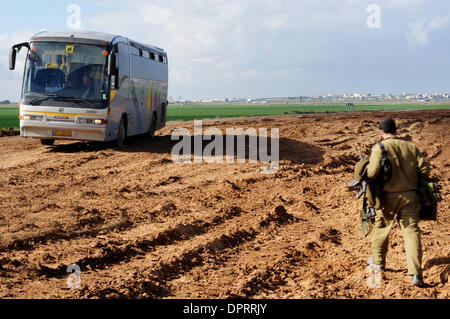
21, 123, 107, 142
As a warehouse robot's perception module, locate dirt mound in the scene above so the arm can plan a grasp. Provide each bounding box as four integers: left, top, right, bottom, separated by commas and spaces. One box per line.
0, 109, 448, 299
260, 206, 297, 227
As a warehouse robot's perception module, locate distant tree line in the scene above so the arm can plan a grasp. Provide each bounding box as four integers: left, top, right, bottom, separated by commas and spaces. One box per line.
0, 100, 11, 104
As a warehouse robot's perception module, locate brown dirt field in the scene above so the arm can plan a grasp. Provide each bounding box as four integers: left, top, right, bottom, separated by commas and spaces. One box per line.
0, 110, 448, 299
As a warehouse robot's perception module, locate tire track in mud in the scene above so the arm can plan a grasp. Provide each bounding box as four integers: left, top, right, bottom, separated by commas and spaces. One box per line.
316, 137, 355, 148
1, 176, 231, 251
0, 219, 132, 253
0, 162, 265, 257
214, 219, 358, 299
20, 206, 247, 279
0, 154, 119, 220
74, 205, 300, 298
165, 207, 319, 299
1, 138, 175, 185
168, 237, 306, 298
0, 202, 252, 298
1, 151, 129, 198
2, 148, 111, 178
3, 148, 225, 209
0, 144, 184, 241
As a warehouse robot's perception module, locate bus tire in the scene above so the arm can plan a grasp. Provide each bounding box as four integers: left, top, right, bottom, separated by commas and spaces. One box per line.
116, 117, 127, 147
41, 139, 55, 146
149, 115, 157, 139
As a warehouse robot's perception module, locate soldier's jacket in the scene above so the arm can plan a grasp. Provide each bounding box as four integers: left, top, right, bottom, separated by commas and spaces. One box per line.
367, 137, 430, 193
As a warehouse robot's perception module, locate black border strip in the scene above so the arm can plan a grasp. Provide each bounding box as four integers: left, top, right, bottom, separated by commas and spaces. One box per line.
0, 299, 446, 317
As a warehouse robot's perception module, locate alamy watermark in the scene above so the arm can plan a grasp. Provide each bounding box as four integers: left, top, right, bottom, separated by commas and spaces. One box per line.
66, 264, 81, 289
366, 4, 381, 29
366, 265, 381, 288
67, 4, 82, 30
171, 121, 279, 174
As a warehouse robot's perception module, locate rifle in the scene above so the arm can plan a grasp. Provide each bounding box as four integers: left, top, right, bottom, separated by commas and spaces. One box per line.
349, 146, 376, 237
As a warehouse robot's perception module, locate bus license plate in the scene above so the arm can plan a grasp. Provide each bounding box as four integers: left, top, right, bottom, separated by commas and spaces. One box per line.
53, 130, 72, 137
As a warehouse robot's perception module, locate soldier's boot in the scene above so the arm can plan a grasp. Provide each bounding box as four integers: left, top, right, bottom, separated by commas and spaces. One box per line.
412, 274, 424, 287
368, 256, 384, 271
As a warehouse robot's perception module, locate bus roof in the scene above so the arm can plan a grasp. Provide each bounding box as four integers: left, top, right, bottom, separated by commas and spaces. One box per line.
33, 30, 116, 43
32, 30, 166, 54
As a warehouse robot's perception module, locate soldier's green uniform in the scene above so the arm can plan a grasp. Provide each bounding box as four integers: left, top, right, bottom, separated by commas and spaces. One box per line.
367, 137, 430, 275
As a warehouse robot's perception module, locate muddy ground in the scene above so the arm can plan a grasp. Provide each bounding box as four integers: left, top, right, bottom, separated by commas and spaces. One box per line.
0, 110, 448, 299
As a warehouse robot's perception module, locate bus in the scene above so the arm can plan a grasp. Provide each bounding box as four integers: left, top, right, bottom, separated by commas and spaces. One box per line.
9, 30, 168, 146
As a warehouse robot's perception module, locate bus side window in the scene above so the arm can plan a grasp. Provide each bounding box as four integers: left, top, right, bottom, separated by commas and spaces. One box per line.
150, 52, 155, 60
158, 55, 164, 63
130, 46, 139, 56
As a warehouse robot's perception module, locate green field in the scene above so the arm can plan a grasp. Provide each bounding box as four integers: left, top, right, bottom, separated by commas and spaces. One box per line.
0, 105, 20, 129
165, 103, 450, 122
1, 103, 449, 129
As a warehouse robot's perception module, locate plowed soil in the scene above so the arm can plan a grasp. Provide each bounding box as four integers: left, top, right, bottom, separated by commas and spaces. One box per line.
0, 110, 448, 299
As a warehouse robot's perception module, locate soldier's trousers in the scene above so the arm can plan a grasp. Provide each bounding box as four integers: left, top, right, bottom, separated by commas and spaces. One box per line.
372, 191, 422, 275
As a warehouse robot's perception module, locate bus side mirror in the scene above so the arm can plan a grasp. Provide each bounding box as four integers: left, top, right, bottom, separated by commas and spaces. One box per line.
10, 42, 30, 70
9, 47, 17, 70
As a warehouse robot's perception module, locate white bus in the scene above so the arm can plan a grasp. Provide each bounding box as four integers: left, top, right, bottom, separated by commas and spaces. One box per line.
9, 31, 168, 146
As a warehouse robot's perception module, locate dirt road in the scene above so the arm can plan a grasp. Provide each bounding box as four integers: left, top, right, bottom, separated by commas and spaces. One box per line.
0, 110, 448, 299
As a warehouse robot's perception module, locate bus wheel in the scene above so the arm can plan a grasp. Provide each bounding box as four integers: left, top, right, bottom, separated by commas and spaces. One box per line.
149, 116, 157, 139
41, 139, 55, 146
116, 117, 127, 147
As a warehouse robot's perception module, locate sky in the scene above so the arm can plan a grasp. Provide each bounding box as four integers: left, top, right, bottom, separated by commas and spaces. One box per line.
1, 0, 449, 101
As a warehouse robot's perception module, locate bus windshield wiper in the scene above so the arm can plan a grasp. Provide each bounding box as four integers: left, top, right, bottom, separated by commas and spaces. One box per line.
55, 97, 97, 108
29, 94, 97, 108
29, 93, 60, 105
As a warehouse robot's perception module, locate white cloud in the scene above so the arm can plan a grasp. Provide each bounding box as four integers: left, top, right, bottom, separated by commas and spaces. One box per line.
81, 0, 368, 99
407, 12, 450, 48
0, 31, 35, 101
382, 0, 425, 10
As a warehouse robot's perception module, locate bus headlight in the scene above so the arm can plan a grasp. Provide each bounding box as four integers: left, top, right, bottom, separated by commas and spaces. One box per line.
79, 118, 93, 124
94, 119, 108, 125
79, 118, 108, 125
22, 115, 43, 121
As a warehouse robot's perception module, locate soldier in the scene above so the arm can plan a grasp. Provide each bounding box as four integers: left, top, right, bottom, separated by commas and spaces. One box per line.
366, 118, 430, 286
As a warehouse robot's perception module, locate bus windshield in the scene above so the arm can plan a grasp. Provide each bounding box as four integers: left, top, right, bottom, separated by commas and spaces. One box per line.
22, 42, 109, 108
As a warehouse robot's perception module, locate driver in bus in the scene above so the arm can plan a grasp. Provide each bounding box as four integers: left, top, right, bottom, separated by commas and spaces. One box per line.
80, 69, 96, 98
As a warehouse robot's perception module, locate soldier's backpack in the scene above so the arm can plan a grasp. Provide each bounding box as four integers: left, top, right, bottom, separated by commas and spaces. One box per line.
418, 176, 442, 220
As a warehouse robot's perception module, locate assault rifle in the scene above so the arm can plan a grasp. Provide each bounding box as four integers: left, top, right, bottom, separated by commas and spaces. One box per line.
349, 146, 377, 237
